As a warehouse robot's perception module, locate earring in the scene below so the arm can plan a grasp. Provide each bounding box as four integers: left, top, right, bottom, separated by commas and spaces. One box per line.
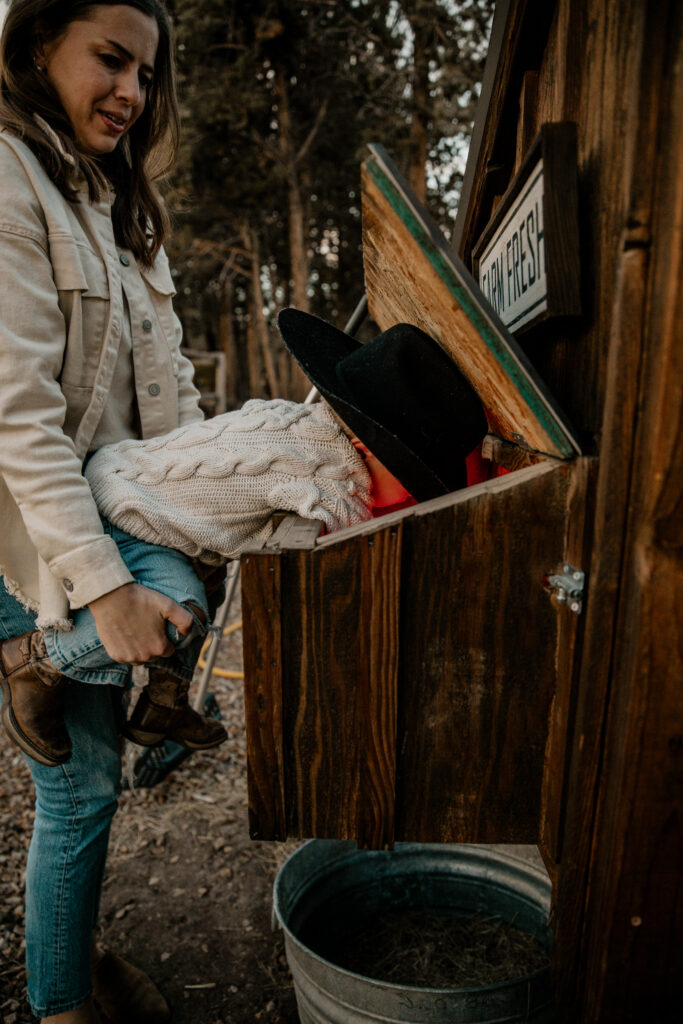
34, 59, 46, 73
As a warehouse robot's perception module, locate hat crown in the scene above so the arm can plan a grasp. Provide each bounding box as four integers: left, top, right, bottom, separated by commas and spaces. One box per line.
336, 323, 476, 446
277, 309, 487, 501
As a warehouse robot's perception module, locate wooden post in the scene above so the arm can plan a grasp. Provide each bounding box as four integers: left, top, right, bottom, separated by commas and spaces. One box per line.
553, 1, 683, 1017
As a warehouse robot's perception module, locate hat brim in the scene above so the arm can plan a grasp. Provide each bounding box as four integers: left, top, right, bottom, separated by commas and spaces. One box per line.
277, 308, 463, 500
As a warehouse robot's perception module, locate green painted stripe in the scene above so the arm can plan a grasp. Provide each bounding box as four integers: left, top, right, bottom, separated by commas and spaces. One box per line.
366, 160, 574, 457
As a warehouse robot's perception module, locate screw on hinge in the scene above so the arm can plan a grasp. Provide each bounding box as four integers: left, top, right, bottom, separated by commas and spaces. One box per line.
545, 563, 585, 614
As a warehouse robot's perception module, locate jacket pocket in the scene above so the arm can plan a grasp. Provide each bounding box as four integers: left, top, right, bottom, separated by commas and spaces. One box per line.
139, 256, 176, 297
55, 240, 111, 387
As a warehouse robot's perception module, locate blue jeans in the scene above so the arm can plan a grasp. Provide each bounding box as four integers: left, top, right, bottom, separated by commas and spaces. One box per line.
44, 517, 211, 686
0, 520, 218, 1016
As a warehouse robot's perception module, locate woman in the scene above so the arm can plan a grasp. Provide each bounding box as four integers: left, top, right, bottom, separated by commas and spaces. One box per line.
0, 2, 221, 1020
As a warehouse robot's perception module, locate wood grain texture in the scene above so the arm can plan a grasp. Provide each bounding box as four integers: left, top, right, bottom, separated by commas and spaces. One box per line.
555, 1, 683, 1017
355, 526, 402, 849
515, 71, 539, 169
394, 461, 584, 843
543, 1, 683, 1018
538, 456, 597, 861
361, 155, 580, 458
279, 529, 401, 847
241, 549, 286, 841
241, 461, 586, 849
482, 433, 558, 471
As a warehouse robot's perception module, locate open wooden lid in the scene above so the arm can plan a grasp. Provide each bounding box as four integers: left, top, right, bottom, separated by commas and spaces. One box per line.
362, 143, 581, 459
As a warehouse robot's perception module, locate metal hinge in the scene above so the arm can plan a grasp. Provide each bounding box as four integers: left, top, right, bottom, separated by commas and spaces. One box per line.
546, 564, 585, 614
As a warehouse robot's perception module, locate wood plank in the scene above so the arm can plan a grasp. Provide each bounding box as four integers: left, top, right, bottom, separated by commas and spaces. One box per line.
394, 461, 581, 843
515, 71, 539, 169
279, 531, 401, 846
538, 456, 597, 860
550, 2, 683, 1018
361, 146, 581, 458
241, 549, 286, 841
556, 1, 683, 1016
355, 525, 402, 849
280, 544, 363, 839
456, 0, 641, 444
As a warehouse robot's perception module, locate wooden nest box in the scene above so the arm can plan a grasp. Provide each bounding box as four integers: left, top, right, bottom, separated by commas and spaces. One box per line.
240, 1, 681, 1020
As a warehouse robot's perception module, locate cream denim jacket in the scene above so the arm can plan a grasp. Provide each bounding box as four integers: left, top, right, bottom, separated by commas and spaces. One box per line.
0, 132, 202, 628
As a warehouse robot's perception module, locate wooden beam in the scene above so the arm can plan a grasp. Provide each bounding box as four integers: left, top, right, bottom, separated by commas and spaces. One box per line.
278, 528, 401, 847
515, 70, 539, 169
553, 1, 683, 1017
241, 548, 286, 841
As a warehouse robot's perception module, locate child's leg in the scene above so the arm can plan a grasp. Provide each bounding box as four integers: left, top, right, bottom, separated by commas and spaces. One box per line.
2, 519, 225, 764
45, 519, 227, 750
44, 518, 211, 686
0, 587, 72, 766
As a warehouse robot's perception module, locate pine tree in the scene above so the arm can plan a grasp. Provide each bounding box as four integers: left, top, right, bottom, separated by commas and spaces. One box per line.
165, 0, 493, 402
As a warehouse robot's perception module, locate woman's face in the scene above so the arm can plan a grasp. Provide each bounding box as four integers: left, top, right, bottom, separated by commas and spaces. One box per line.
41, 5, 159, 156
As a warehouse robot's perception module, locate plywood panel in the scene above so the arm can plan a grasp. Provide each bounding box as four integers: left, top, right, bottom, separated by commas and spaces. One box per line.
242, 460, 591, 849
361, 147, 580, 458
395, 460, 590, 843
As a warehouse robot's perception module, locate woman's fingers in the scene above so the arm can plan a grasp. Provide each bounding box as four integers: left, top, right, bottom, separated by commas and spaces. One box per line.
164, 600, 194, 637
88, 583, 194, 664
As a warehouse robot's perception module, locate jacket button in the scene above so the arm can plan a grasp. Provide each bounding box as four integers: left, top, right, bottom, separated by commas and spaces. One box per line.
62, 579, 74, 593
148, 383, 161, 396
119, 253, 130, 267
142, 318, 153, 332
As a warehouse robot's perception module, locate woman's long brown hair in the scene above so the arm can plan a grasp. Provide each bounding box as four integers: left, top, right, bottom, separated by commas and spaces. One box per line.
0, 0, 180, 266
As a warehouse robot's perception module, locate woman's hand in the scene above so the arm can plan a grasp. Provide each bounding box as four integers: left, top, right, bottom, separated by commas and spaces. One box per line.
87, 583, 193, 664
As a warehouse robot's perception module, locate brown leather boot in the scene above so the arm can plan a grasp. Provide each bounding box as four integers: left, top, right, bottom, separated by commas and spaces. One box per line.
0, 631, 71, 766
122, 667, 227, 750
92, 947, 171, 1024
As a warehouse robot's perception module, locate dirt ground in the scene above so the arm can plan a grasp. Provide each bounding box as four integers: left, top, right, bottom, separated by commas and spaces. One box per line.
0, 590, 301, 1024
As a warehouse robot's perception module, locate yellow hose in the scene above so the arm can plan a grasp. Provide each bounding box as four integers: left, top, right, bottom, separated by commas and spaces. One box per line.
197, 619, 244, 679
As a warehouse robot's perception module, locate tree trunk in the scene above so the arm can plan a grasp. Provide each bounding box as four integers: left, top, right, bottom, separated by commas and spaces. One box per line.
407, 9, 429, 202
276, 66, 310, 313
242, 243, 264, 399
274, 66, 314, 400
243, 224, 280, 398
218, 271, 238, 408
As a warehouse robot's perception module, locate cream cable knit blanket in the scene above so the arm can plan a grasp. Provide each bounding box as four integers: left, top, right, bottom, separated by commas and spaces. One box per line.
85, 399, 374, 564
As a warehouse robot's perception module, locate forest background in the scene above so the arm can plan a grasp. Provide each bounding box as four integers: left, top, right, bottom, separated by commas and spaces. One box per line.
163, 0, 494, 404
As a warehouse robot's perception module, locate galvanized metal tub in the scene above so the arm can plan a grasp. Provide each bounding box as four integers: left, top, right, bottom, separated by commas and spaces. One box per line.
273, 840, 554, 1024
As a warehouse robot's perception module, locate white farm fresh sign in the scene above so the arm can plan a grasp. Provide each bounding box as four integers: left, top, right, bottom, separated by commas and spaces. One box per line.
477, 163, 545, 331
472, 123, 581, 335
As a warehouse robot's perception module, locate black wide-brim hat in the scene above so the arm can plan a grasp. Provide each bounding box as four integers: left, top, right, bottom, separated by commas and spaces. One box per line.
277, 308, 488, 502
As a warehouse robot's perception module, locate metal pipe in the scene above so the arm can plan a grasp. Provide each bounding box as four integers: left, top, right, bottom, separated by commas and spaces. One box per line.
192, 562, 241, 710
